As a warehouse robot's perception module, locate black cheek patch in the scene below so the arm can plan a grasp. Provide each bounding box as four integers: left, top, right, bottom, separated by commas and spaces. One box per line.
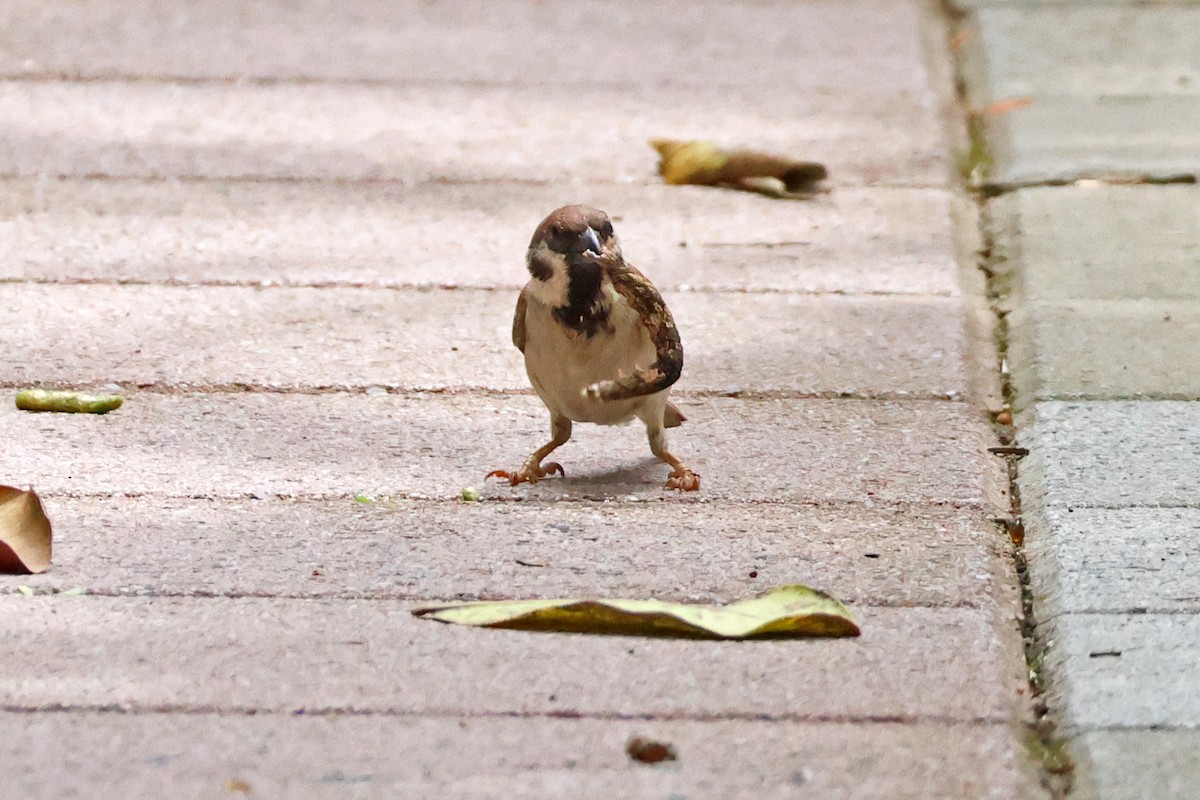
528, 251, 554, 281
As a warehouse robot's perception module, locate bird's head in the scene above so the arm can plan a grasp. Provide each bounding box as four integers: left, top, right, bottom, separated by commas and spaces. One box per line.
525, 205, 621, 306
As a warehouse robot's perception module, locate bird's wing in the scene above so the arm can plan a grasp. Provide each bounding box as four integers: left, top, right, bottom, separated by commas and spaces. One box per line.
512, 286, 528, 353
585, 257, 684, 402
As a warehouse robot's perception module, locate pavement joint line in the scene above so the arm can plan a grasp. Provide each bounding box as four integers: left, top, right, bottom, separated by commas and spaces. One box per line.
941, 4, 1076, 794
0, 72, 915, 94
979, 175, 1198, 198
0, 703, 1013, 727
0, 383, 970, 403
0, 589, 995, 610
6, 490, 989, 511
0, 171, 947, 192
0, 277, 958, 299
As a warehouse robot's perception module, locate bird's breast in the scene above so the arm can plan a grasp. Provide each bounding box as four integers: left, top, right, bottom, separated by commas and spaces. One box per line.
522, 290, 657, 423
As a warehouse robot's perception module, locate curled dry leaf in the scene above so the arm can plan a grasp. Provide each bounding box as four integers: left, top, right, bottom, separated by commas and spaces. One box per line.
0, 485, 52, 574
413, 584, 859, 639
650, 139, 829, 199
16, 389, 123, 414
982, 97, 1032, 116
627, 737, 678, 764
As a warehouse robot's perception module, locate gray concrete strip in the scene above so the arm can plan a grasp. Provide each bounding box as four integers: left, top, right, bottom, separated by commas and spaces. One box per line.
0, 178, 962, 295
0, 712, 1045, 800
0, 393, 1005, 505
0, 81, 946, 186
982, 97, 1200, 187
1007, 300, 1200, 403
0, 596, 1028, 721
1042, 612, 1200, 731
0, 179, 962, 296
963, 7, 1200, 104
989, 186, 1200, 303
1018, 401, 1200, 510
0, 0, 933, 95
0, 284, 972, 397
15, 497, 1016, 609
1072, 730, 1200, 800
1027, 507, 1200, 616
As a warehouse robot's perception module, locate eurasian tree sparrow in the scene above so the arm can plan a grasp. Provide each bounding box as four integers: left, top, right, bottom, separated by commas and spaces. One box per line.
487, 205, 700, 491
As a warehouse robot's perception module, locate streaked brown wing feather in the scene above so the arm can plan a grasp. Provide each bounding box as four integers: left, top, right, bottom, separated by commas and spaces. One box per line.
512, 286, 528, 353
587, 256, 683, 402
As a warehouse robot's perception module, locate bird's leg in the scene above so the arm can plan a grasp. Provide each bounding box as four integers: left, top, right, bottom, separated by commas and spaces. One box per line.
647, 421, 700, 492
487, 414, 572, 486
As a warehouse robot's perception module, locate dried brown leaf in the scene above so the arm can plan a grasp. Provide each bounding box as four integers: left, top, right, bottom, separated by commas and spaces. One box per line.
650, 139, 828, 199
0, 485, 52, 574
983, 97, 1033, 116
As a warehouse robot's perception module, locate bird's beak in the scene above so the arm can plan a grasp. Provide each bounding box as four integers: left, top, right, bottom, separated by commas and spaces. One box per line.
579, 226, 603, 256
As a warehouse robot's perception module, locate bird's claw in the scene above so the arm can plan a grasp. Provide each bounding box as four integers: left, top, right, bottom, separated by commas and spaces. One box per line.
665, 467, 701, 492
486, 461, 565, 486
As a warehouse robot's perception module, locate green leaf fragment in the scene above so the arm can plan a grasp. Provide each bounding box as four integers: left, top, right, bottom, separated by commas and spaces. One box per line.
413, 584, 859, 640
15, 389, 124, 414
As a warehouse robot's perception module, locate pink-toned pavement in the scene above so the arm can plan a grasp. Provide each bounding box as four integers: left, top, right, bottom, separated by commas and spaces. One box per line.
0, 2, 1046, 798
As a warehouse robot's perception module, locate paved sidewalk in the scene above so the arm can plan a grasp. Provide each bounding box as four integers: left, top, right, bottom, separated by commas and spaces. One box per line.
956, 2, 1200, 799
1, 2, 1042, 798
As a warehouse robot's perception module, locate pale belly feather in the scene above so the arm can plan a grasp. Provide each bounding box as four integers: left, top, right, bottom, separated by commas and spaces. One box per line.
522, 293, 661, 425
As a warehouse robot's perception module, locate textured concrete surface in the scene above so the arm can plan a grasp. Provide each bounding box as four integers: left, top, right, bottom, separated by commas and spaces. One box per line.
1007, 300, 1200, 402
989, 186, 1200, 303
963, 7, 1200, 103
1074, 730, 1200, 800
963, 8, 1200, 186
0, 0, 935, 94
0, 285, 971, 397
0, 713, 1041, 800
1027, 506, 1200, 616
0, 179, 962, 295
990, 186, 1200, 402
0, 596, 1027, 720
0, 0, 1044, 795
1018, 401, 1200, 510
981, 97, 1200, 187
16, 497, 1016, 608
0, 393, 1005, 505
1042, 613, 1200, 731
958, 2, 1200, 796
0, 81, 945, 187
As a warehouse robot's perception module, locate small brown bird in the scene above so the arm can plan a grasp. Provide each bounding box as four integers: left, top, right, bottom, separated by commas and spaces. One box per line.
487, 205, 700, 491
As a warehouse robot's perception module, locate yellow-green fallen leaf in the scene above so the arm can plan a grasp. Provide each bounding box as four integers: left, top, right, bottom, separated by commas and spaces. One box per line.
413, 584, 859, 639
650, 139, 829, 199
17, 585, 34, 596
0, 485, 52, 574
59, 586, 87, 596
15, 389, 123, 414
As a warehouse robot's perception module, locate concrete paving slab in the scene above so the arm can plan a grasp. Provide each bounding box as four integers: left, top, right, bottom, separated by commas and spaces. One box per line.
963, 7, 1200, 104
0, 712, 1044, 800
989, 186, 1200, 302
1018, 401, 1200, 510
0, 81, 946, 187
14, 497, 1016, 608
1007, 299, 1200, 402
0, 393, 1004, 506
1026, 507, 1200, 616
1073, 729, 1200, 800
0, 0, 933, 95
1042, 612, 1200, 731
0, 596, 1028, 721
0, 178, 962, 295
0, 284, 970, 397
980, 96, 1200, 187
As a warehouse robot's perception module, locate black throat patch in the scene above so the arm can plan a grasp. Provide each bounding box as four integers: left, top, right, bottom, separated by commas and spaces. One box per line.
553, 259, 611, 338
